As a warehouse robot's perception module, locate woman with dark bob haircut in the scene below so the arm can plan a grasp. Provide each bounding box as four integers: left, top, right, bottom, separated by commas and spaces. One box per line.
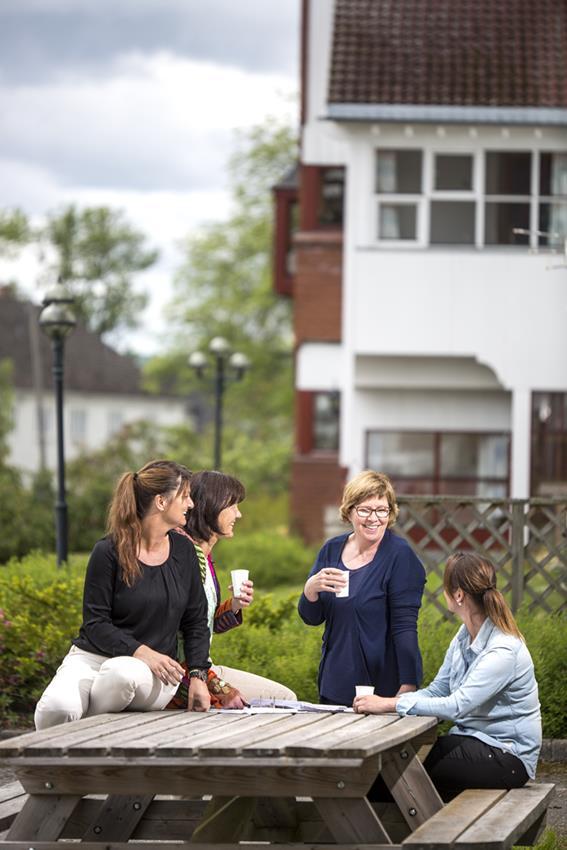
170, 470, 296, 709
298, 470, 425, 706
354, 552, 541, 797
35, 460, 211, 729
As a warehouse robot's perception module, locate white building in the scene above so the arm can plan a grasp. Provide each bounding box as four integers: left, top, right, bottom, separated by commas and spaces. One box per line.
273, 0, 567, 541
0, 289, 189, 475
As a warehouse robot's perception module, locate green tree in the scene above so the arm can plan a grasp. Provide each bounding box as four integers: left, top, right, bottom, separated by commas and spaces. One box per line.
0, 210, 30, 255
0, 204, 158, 339
144, 116, 297, 489
43, 205, 157, 338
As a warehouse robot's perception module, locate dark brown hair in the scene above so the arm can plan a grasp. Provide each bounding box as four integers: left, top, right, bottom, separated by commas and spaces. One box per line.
107, 459, 192, 586
444, 552, 522, 638
185, 470, 245, 543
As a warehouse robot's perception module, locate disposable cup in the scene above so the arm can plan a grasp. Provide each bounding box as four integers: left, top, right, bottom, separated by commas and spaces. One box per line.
336, 570, 349, 598
355, 685, 375, 697
231, 569, 249, 597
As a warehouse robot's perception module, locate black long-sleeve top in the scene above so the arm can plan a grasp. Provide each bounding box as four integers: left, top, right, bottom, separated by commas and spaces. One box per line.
73, 531, 210, 668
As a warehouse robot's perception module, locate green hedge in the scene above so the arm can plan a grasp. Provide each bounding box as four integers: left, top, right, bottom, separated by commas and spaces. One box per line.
1, 550, 566, 740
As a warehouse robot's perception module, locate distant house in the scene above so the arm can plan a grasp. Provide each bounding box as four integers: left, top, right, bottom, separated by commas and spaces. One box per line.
273, 0, 567, 542
0, 289, 190, 475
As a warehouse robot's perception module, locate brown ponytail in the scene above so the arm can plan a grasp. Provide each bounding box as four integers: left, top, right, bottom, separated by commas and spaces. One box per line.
106, 459, 191, 586
444, 552, 522, 639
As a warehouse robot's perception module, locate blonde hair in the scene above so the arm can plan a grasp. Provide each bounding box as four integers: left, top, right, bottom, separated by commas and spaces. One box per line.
444, 552, 522, 639
106, 459, 191, 586
340, 470, 399, 527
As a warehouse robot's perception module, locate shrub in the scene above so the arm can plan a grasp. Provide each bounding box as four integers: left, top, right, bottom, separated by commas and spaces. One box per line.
0, 556, 85, 724
214, 530, 318, 590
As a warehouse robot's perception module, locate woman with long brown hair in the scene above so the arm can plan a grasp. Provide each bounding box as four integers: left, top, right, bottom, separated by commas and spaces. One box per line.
34, 460, 211, 730
353, 552, 542, 796
170, 470, 296, 709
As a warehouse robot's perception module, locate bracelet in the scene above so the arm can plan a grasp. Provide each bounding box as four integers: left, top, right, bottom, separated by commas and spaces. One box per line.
188, 668, 208, 682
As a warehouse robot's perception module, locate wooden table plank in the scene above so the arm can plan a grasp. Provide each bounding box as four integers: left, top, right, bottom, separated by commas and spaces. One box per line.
0, 714, 123, 756
67, 710, 215, 756
20, 712, 180, 757
0, 841, 402, 850
6, 794, 81, 840
285, 715, 398, 757
110, 711, 247, 756
82, 794, 153, 840
402, 789, 506, 845
454, 784, 555, 850
381, 744, 443, 828
200, 713, 332, 757
0, 785, 24, 807
155, 712, 295, 757
315, 798, 393, 844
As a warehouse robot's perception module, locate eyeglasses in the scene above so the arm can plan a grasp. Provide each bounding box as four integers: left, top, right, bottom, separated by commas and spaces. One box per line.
355, 506, 390, 519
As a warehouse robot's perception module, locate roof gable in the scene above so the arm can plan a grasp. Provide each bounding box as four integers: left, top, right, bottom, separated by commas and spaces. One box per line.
0, 291, 145, 395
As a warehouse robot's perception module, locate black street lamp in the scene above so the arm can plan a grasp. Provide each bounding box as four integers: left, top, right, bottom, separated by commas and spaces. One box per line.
39, 280, 76, 565
189, 337, 250, 469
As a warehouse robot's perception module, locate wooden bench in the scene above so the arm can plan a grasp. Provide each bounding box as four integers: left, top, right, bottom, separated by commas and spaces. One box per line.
0, 781, 28, 836
402, 783, 555, 850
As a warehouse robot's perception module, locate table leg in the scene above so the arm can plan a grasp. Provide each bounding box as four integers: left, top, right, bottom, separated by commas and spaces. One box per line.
381, 743, 443, 828
7, 794, 81, 840
82, 794, 154, 840
190, 795, 257, 843
314, 797, 392, 844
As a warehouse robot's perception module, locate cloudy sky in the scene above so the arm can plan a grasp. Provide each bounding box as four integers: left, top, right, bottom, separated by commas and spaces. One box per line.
0, 0, 299, 353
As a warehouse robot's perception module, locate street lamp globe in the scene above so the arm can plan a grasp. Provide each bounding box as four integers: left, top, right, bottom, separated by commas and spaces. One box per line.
229, 351, 250, 379
39, 282, 77, 339
209, 336, 230, 356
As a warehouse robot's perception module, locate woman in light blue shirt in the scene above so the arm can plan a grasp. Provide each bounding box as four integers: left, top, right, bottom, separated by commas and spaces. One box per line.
354, 551, 541, 795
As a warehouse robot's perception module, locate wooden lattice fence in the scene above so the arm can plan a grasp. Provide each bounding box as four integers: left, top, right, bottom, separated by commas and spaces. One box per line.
396, 496, 567, 619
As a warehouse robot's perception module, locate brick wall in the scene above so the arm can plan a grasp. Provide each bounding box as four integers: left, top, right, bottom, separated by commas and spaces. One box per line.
291, 454, 347, 544
293, 230, 343, 344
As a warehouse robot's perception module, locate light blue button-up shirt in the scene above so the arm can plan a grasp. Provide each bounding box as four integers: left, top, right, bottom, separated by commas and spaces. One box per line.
396, 618, 541, 778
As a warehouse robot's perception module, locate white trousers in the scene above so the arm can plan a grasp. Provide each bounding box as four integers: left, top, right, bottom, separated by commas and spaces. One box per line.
211, 664, 296, 701
34, 646, 178, 731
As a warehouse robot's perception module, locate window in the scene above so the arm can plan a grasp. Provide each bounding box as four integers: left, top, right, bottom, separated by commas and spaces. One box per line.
376, 150, 422, 241
70, 409, 87, 445
538, 153, 567, 248
367, 430, 510, 497
435, 154, 473, 191
318, 168, 344, 226
484, 152, 531, 245
313, 392, 340, 451
374, 147, 567, 248
379, 204, 417, 240
531, 392, 567, 492
107, 410, 124, 437
430, 201, 475, 244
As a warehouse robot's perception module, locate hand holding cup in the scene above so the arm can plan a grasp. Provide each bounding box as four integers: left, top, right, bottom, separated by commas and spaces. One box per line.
304, 567, 349, 602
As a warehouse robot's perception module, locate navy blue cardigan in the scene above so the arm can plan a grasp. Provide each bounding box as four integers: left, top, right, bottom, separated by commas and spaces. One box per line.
298, 529, 426, 705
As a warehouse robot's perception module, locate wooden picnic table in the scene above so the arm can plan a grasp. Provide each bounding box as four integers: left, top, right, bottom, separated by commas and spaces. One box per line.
0, 709, 554, 849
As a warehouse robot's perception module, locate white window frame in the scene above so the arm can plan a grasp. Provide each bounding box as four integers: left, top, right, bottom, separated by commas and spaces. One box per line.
428, 150, 477, 246
375, 147, 425, 247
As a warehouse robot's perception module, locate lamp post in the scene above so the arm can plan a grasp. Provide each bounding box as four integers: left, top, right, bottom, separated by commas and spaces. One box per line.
39, 280, 76, 565
189, 337, 250, 469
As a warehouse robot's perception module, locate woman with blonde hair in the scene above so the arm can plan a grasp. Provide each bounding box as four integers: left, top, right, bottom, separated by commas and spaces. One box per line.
35, 460, 211, 730
298, 470, 425, 707
354, 552, 541, 795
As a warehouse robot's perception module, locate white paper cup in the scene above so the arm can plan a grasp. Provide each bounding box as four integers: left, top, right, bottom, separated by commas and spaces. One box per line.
231, 569, 249, 597
336, 570, 349, 598
355, 685, 375, 697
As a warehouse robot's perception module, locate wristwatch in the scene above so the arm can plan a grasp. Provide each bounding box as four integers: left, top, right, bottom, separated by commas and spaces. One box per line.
188, 668, 208, 683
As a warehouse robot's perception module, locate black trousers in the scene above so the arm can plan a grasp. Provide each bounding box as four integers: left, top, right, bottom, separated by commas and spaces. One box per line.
367, 734, 529, 802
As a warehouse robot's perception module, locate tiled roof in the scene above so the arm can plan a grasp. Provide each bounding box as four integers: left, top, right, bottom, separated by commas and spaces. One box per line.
0, 289, 145, 395
329, 0, 567, 109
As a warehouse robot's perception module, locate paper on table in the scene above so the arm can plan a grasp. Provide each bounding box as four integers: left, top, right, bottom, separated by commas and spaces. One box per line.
249, 699, 352, 713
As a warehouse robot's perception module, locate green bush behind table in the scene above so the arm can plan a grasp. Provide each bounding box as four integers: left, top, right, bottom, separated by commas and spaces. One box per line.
0, 546, 566, 738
